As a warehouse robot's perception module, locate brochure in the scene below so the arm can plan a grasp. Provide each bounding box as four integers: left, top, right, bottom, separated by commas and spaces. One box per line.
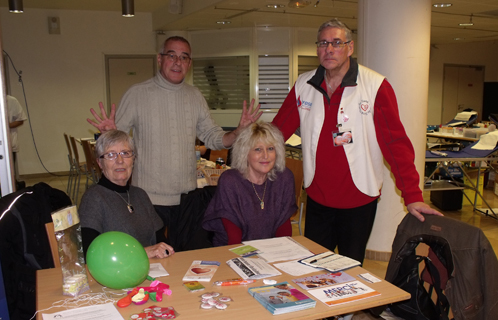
229, 244, 261, 257
248, 281, 316, 315
182, 260, 220, 282
292, 272, 356, 290
226, 257, 281, 280
243, 237, 313, 263
299, 251, 360, 272
307, 281, 380, 306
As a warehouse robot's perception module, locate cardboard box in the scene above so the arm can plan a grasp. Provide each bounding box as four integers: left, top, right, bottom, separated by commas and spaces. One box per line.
463, 169, 484, 206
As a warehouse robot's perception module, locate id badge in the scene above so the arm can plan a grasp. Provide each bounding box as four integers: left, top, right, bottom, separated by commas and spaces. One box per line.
332, 130, 353, 147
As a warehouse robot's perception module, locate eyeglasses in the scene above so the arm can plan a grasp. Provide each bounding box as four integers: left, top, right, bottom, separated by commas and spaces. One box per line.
315, 40, 352, 49
160, 53, 191, 64
99, 150, 135, 160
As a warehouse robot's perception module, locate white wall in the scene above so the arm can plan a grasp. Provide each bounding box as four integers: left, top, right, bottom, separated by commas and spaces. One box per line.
428, 40, 498, 125
2, 8, 497, 178
0, 8, 155, 175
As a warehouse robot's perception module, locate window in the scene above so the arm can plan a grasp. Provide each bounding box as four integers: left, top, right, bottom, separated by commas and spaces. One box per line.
258, 56, 290, 109
193, 56, 250, 109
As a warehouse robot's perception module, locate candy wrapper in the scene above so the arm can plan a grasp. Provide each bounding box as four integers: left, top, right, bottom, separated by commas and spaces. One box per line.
51, 205, 90, 296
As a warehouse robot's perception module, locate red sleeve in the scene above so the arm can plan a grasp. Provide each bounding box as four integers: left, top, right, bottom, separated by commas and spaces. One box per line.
272, 86, 301, 141
275, 219, 292, 237
222, 218, 242, 245
374, 79, 423, 205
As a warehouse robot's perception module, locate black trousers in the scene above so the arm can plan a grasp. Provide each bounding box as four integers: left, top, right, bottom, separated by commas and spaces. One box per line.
304, 196, 377, 265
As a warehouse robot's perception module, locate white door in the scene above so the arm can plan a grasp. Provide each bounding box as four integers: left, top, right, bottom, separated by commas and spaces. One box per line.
441, 65, 484, 124
106, 55, 156, 112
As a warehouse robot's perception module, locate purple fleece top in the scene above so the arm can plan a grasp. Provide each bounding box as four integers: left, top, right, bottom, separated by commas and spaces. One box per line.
202, 168, 297, 246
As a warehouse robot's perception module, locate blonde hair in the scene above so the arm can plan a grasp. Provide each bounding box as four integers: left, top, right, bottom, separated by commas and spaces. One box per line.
230, 122, 286, 181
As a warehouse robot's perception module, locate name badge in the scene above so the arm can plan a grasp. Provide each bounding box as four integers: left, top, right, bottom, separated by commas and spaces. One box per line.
332, 130, 353, 147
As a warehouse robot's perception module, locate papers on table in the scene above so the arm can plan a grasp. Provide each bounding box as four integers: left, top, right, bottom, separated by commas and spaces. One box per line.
299, 251, 360, 272
243, 237, 314, 263
149, 263, 169, 278
273, 259, 321, 276
472, 130, 498, 150
226, 257, 282, 279
42, 303, 124, 320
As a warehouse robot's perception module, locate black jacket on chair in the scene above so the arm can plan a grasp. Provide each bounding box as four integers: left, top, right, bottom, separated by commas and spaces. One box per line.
0, 183, 72, 320
386, 214, 498, 320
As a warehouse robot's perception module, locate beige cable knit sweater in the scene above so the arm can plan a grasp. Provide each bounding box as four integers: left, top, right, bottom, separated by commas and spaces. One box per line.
116, 73, 226, 206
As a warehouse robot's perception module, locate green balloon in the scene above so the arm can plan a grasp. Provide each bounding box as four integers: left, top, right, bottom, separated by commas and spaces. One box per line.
86, 231, 149, 289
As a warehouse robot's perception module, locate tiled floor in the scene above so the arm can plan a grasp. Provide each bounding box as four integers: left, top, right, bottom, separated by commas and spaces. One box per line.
20, 174, 498, 319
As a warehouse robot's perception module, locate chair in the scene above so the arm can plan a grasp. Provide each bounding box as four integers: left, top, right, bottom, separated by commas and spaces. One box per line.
209, 149, 229, 163
45, 222, 60, 268
81, 139, 101, 186
63, 133, 77, 201
285, 157, 305, 235
69, 136, 89, 204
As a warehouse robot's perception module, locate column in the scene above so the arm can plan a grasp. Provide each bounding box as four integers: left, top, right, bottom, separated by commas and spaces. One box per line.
357, 0, 432, 256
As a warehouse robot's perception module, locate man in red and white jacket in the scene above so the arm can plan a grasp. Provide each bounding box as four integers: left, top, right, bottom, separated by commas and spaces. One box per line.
272, 18, 441, 264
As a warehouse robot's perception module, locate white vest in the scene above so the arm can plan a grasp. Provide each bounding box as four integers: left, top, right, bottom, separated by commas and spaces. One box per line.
296, 65, 385, 196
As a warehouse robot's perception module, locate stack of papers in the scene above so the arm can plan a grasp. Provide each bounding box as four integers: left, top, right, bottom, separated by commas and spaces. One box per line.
299, 251, 360, 272
242, 237, 314, 263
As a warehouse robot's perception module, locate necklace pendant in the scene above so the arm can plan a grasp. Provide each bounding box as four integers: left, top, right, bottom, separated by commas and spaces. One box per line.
127, 205, 134, 213
260, 201, 264, 210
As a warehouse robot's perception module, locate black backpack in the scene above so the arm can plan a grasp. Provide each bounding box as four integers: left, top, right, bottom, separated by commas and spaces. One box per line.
388, 235, 453, 320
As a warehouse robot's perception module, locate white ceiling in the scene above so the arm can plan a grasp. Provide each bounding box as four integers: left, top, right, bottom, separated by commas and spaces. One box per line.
1, 0, 498, 44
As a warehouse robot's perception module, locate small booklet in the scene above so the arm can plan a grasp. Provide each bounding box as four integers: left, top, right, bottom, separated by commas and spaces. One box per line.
292, 272, 356, 290
182, 260, 220, 282
307, 281, 380, 306
229, 244, 261, 258
299, 251, 360, 272
248, 281, 316, 315
226, 257, 281, 280
183, 281, 206, 292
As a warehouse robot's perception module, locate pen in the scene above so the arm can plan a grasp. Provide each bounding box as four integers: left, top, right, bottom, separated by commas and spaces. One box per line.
214, 279, 256, 286
310, 253, 335, 264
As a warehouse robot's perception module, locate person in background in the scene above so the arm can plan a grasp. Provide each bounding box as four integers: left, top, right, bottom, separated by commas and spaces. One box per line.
79, 130, 174, 259
6, 95, 27, 190
202, 122, 297, 246
272, 18, 442, 265
87, 36, 261, 250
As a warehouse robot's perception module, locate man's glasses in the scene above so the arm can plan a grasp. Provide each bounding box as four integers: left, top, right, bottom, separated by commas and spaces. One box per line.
315, 40, 352, 49
160, 53, 191, 64
99, 151, 135, 160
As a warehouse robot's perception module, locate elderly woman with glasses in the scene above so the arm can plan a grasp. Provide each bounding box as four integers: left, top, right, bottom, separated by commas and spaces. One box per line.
202, 122, 297, 246
79, 130, 174, 259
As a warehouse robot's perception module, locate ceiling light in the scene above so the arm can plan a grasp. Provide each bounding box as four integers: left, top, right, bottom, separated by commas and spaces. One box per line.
217, 20, 231, 25
433, 3, 452, 8
8, 0, 23, 13
288, 0, 311, 8
267, 4, 285, 9
459, 14, 474, 27
122, 0, 134, 17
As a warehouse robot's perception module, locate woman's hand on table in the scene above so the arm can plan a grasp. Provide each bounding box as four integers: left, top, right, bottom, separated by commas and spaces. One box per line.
145, 242, 175, 259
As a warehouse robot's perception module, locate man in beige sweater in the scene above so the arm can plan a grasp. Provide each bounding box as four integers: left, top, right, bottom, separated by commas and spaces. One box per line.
88, 36, 261, 248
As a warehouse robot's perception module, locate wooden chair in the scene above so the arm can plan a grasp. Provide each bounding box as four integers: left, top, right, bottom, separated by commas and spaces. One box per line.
63, 133, 77, 201
69, 136, 89, 205
285, 157, 305, 235
45, 222, 60, 268
209, 149, 229, 163
81, 139, 101, 186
